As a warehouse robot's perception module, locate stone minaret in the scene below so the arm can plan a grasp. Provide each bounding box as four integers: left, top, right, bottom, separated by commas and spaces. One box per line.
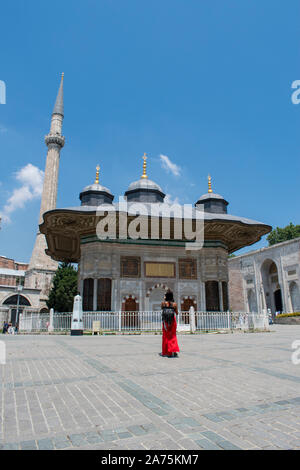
25, 74, 65, 305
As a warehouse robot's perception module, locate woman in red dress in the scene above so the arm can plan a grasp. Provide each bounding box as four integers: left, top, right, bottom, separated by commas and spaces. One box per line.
161, 290, 180, 357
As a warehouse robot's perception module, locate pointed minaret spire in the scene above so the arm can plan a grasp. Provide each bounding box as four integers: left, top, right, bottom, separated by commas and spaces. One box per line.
53, 73, 64, 116
26, 74, 66, 299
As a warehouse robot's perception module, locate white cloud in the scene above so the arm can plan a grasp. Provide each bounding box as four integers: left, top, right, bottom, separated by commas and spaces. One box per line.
0, 164, 44, 224
160, 154, 181, 177
164, 193, 180, 205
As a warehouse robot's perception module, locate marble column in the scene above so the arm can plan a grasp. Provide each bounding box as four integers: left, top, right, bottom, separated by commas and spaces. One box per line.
218, 281, 224, 311
93, 279, 97, 311
200, 281, 206, 311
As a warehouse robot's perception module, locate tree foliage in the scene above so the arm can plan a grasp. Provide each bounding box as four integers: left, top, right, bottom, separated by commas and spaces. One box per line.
267, 223, 300, 246
47, 262, 78, 312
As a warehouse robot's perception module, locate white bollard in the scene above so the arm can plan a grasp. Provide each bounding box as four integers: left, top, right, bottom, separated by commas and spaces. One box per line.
48, 308, 54, 332
189, 306, 196, 333
71, 295, 84, 336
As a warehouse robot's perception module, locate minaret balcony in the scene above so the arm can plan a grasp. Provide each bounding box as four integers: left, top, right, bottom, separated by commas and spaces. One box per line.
45, 134, 65, 148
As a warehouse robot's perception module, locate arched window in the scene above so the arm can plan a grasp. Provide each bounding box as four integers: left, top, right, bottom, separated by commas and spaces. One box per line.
3, 295, 31, 306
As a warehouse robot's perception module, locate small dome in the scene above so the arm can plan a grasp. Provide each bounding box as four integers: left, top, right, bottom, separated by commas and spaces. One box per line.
80, 166, 114, 206
195, 176, 228, 214
124, 154, 165, 203
81, 183, 112, 195
125, 178, 165, 203
127, 178, 163, 193
197, 192, 225, 201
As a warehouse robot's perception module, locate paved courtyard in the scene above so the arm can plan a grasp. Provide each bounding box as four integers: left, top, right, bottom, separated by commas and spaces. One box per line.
1, 325, 300, 450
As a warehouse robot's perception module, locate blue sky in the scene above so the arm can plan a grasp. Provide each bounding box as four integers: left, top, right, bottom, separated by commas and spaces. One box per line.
0, 0, 299, 262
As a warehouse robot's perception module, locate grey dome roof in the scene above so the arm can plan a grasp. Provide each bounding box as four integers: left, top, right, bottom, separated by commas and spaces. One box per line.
195, 190, 229, 214
197, 192, 225, 201
81, 183, 112, 195
127, 178, 163, 193
80, 181, 114, 207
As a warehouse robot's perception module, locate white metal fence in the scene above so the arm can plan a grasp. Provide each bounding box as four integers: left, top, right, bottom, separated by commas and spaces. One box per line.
18, 310, 269, 333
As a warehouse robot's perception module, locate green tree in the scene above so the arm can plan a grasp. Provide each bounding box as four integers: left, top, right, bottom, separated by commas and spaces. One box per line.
267, 223, 300, 246
47, 262, 78, 312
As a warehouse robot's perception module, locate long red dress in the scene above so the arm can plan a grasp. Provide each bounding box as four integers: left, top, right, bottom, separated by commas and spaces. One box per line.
162, 302, 180, 356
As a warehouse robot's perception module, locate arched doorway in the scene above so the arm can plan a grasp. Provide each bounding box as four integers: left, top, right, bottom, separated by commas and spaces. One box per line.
3, 294, 31, 326
274, 289, 283, 313
40, 307, 49, 314
181, 297, 197, 324
260, 259, 282, 315
290, 282, 300, 312
122, 296, 139, 329
205, 281, 220, 311
125, 298, 137, 311
147, 284, 170, 311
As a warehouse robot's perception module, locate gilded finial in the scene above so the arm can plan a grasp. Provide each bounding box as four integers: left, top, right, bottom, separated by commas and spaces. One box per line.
95, 165, 100, 184
208, 174, 213, 193
141, 153, 148, 179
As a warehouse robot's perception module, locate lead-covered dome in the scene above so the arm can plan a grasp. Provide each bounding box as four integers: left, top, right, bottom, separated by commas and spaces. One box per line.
124, 154, 165, 203
80, 166, 114, 206
195, 176, 228, 214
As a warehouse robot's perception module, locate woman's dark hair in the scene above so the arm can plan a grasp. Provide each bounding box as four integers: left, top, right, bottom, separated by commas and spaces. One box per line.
165, 290, 174, 302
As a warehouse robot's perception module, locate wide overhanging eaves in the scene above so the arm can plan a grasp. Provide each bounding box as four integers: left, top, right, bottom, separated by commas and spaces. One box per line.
39, 208, 271, 263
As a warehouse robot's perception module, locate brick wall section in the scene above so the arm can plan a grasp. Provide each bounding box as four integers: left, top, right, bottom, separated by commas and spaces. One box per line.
0, 276, 17, 286
0, 257, 28, 287
0, 256, 28, 271
228, 257, 246, 311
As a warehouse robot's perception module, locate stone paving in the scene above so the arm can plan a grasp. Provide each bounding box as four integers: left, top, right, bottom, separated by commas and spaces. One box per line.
1, 325, 300, 450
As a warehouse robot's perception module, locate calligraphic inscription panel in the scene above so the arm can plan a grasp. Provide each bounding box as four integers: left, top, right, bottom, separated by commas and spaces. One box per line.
145, 262, 175, 278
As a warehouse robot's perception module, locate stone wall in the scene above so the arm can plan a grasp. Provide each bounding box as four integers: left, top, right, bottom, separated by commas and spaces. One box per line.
79, 240, 229, 312
228, 257, 246, 311
228, 238, 300, 314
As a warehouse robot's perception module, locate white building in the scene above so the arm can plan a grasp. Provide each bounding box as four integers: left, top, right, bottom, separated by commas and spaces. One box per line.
228, 237, 300, 315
